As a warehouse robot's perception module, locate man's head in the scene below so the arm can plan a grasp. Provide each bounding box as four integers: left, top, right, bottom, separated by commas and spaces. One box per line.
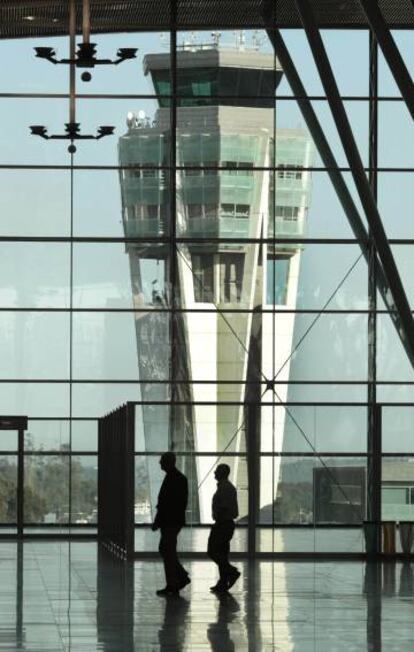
214, 463, 231, 482
159, 451, 176, 473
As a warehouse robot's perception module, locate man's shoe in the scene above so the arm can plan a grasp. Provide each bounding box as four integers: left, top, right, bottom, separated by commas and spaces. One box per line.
179, 576, 191, 590
210, 582, 228, 593
156, 586, 179, 596
227, 569, 241, 589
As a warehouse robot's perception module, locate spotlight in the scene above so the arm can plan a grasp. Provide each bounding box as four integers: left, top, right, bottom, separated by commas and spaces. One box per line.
76, 42, 98, 67
116, 48, 138, 62
81, 71, 92, 82
97, 125, 115, 138
29, 125, 48, 138
34, 47, 57, 63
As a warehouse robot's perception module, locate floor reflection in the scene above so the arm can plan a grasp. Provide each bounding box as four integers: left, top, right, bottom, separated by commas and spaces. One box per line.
159, 596, 189, 650
1, 543, 414, 650
207, 592, 240, 652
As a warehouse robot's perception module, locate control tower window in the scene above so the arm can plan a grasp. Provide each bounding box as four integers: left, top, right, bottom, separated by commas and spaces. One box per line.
267, 255, 290, 305
236, 204, 250, 218
204, 161, 218, 176
184, 163, 202, 176
277, 165, 303, 180
188, 204, 202, 219
220, 203, 250, 218
219, 253, 244, 303
276, 205, 300, 221
191, 253, 244, 303
191, 254, 214, 302
222, 161, 254, 176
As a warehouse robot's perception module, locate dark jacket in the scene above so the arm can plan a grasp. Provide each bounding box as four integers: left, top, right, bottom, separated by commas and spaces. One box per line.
212, 478, 239, 522
154, 467, 188, 528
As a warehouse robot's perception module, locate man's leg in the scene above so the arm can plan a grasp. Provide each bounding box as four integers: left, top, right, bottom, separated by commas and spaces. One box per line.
175, 526, 190, 587
208, 523, 232, 587
159, 527, 180, 590
223, 522, 240, 589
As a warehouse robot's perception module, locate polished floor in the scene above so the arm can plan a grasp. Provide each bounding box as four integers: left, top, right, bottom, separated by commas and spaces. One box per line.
0, 542, 413, 650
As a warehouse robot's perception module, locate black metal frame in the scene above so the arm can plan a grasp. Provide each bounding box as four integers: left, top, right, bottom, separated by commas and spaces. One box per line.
98, 403, 135, 559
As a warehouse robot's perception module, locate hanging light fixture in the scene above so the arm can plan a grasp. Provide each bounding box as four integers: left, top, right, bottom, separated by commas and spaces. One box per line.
34, 0, 137, 82
30, 0, 118, 152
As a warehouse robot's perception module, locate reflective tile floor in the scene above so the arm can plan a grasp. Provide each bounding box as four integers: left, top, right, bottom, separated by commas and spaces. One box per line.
0, 542, 414, 650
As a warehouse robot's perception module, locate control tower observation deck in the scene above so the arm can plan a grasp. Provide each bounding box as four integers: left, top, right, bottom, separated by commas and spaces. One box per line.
118, 45, 314, 523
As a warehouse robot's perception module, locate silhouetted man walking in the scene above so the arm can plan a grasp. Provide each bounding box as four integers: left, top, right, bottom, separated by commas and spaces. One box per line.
152, 452, 190, 596
208, 463, 240, 592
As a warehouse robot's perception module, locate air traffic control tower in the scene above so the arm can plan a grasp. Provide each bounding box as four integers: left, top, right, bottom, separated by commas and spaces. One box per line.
118, 42, 314, 523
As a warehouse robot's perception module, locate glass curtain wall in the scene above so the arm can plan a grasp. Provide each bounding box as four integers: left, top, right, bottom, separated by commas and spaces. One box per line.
0, 13, 412, 550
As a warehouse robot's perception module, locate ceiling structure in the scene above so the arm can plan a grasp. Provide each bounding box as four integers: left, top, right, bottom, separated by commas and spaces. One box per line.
0, 0, 413, 38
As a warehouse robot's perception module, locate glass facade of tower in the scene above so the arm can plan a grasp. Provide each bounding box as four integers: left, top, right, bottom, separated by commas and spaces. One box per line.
0, 21, 412, 555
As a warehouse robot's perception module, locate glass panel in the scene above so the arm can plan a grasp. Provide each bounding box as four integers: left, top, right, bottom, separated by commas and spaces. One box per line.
0, 384, 69, 418
0, 243, 69, 308
383, 407, 414, 454
377, 313, 413, 382
0, 170, 70, 237
377, 173, 414, 238
137, 404, 247, 454
261, 405, 367, 453
0, 33, 165, 96
321, 31, 368, 96
0, 99, 69, 165
0, 312, 70, 379
71, 421, 98, 452
378, 31, 414, 97
0, 431, 18, 452
259, 456, 367, 552
25, 421, 69, 452
75, 98, 165, 167
378, 101, 414, 169
72, 312, 141, 380
71, 383, 141, 418
289, 313, 368, 381
24, 421, 97, 453
0, 36, 69, 93
295, 243, 366, 310
387, 246, 414, 306
382, 458, 414, 523
257, 526, 363, 554
279, 30, 367, 97
73, 243, 169, 308
301, 170, 366, 238
75, 33, 169, 95
71, 456, 97, 524
275, 100, 368, 168
24, 455, 69, 523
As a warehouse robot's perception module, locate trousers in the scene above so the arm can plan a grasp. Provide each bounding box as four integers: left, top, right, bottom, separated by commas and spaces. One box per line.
207, 520, 237, 582
159, 526, 188, 589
